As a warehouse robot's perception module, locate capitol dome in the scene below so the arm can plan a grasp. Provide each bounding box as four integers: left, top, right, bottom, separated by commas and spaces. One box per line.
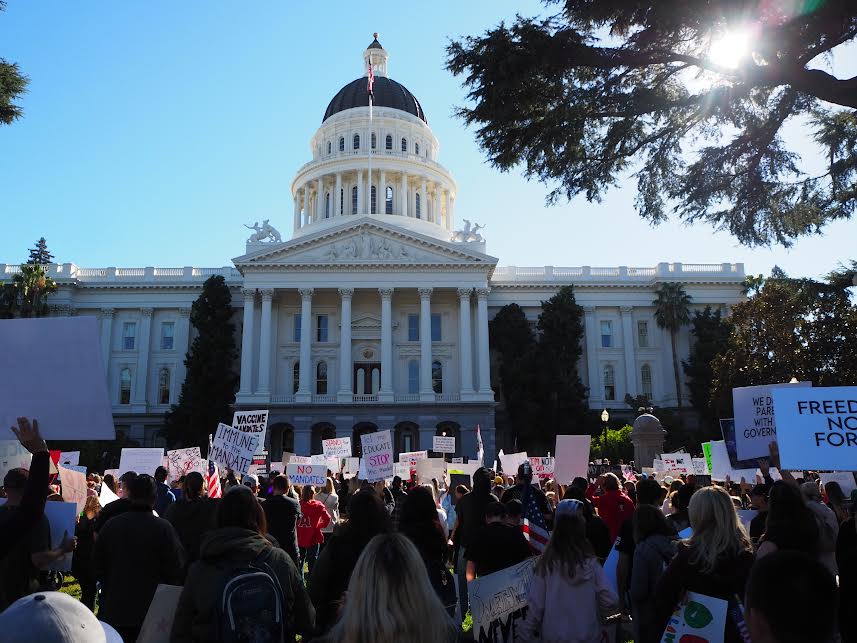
323, 76, 427, 124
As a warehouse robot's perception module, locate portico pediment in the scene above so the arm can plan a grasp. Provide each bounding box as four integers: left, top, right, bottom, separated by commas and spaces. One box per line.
232, 217, 497, 273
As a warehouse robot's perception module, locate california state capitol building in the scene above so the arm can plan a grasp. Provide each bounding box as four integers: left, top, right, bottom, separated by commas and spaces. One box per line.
1, 37, 746, 464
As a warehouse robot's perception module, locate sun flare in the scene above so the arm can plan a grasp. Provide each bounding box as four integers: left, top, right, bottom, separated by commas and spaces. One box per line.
708, 28, 752, 69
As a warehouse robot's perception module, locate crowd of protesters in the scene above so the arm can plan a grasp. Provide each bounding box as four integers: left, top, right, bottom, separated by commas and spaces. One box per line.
0, 416, 852, 643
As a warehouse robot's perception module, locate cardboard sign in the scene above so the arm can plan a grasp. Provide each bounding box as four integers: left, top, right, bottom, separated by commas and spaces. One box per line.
773, 387, 857, 471
0, 317, 115, 440
0, 440, 32, 482
720, 419, 761, 469
399, 450, 428, 464
661, 453, 692, 475
45, 501, 78, 572
433, 435, 456, 454
603, 543, 620, 593
528, 456, 555, 479
210, 423, 260, 476
166, 447, 204, 481
733, 382, 811, 460
701, 443, 714, 476
468, 557, 536, 642
452, 457, 464, 464
286, 463, 327, 486
416, 457, 446, 484
553, 435, 591, 484
449, 472, 471, 490
708, 440, 756, 482
447, 460, 481, 480
119, 447, 165, 477
819, 471, 857, 496
137, 584, 183, 643
393, 462, 411, 480
343, 457, 359, 477
736, 509, 758, 534
322, 437, 352, 458
360, 430, 394, 482
58, 451, 80, 467
99, 481, 120, 506
232, 409, 268, 455
498, 450, 529, 475
58, 465, 88, 514
660, 591, 728, 643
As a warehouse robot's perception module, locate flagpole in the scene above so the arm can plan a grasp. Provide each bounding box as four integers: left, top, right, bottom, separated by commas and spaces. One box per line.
368, 92, 372, 214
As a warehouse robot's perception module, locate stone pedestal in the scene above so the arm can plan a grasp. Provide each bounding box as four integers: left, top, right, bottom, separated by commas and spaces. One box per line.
631, 413, 666, 469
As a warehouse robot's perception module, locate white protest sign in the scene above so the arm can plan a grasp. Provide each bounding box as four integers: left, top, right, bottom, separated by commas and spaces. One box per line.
166, 447, 204, 481
733, 381, 812, 460
209, 422, 260, 476
137, 584, 184, 643
554, 435, 590, 483
661, 453, 692, 474
399, 450, 428, 463
447, 460, 481, 480
232, 409, 268, 455
119, 447, 165, 477
310, 454, 339, 472
603, 543, 620, 593
692, 458, 709, 476
45, 501, 78, 572
393, 462, 411, 480
59, 451, 80, 467
820, 471, 857, 496
452, 457, 464, 464
659, 591, 728, 643
708, 440, 756, 481
736, 509, 758, 534
529, 456, 555, 479
0, 317, 115, 440
416, 457, 447, 484
468, 557, 536, 642
653, 459, 666, 472
0, 440, 32, 481
433, 435, 456, 454
498, 451, 529, 475
773, 387, 857, 471
322, 437, 352, 458
343, 457, 359, 477
99, 481, 120, 506
58, 465, 88, 514
360, 430, 394, 482
286, 463, 327, 486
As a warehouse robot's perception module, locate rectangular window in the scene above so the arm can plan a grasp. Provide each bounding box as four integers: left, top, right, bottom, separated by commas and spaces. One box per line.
637, 320, 649, 348
408, 314, 419, 341
408, 361, 419, 394
431, 313, 442, 341
293, 314, 301, 342
122, 322, 136, 350
402, 433, 413, 453
160, 322, 175, 350
600, 320, 613, 348
317, 315, 328, 342
603, 365, 616, 401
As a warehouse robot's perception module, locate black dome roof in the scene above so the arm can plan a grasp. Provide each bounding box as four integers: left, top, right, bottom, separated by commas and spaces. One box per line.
323, 76, 427, 124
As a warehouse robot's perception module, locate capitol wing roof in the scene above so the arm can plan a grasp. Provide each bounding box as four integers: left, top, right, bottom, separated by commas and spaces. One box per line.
233, 217, 497, 273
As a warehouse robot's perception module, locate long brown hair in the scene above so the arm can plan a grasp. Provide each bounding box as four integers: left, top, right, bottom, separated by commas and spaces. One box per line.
534, 512, 593, 578
216, 485, 268, 534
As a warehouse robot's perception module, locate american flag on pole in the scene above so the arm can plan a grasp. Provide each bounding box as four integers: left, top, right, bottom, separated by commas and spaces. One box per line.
367, 59, 375, 99
475, 424, 484, 466
206, 435, 222, 499
521, 487, 550, 553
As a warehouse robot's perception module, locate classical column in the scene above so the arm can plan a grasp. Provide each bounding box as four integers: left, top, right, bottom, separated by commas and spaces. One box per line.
379, 170, 386, 213
458, 289, 475, 396
316, 177, 323, 220
365, 169, 371, 213
296, 288, 313, 402
175, 307, 191, 391
335, 173, 342, 216
238, 288, 256, 395
258, 289, 274, 395
432, 184, 440, 224
293, 193, 300, 230
475, 288, 492, 397
419, 288, 434, 401
378, 288, 394, 402
400, 172, 408, 217
356, 170, 363, 215
449, 194, 456, 229
100, 308, 114, 372
302, 186, 309, 226
133, 308, 153, 406
338, 288, 354, 402
420, 176, 427, 219
620, 306, 636, 399
583, 306, 601, 404
443, 190, 450, 229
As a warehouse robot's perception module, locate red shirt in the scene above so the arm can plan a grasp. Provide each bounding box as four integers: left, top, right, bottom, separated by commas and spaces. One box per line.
587, 488, 635, 543
297, 500, 331, 548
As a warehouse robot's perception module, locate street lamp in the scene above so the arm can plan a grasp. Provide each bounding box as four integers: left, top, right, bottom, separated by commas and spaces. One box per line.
601, 409, 610, 455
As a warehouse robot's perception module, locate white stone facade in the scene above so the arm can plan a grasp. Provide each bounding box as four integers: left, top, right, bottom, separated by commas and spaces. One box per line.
1, 39, 746, 462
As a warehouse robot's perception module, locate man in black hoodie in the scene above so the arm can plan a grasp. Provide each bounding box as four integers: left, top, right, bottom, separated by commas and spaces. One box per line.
165, 471, 218, 576
262, 474, 302, 565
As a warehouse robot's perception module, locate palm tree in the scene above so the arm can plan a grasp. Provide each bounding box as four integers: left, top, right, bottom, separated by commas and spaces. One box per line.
653, 282, 692, 409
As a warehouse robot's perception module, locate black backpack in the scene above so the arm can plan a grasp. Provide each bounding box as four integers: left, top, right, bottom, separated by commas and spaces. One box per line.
216, 549, 286, 643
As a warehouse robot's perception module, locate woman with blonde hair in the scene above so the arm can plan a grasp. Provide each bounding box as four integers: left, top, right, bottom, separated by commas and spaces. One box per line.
315, 533, 458, 643
655, 485, 754, 643
315, 477, 340, 543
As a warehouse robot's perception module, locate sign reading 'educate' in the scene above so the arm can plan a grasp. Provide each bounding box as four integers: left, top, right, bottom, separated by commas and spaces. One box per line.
360, 430, 394, 482
773, 386, 857, 471
210, 422, 260, 476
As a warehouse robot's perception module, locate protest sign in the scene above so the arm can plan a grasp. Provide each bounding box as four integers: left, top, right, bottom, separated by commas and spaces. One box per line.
433, 435, 456, 454
310, 454, 339, 472
661, 454, 692, 474
733, 381, 811, 460
660, 591, 728, 643
0, 440, 32, 481
232, 409, 268, 455
0, 317, 115, 440
119, 447, 165, 476
104, 468, 118, 480
498, 451, 529, 475
447, 460, 481, 480
554, 435, 590, 484
773, 387, 857, 471
736, 510, 758, 534
166, 447, 204, 481
322, 437, 352, 458
701, 442, 714, 476
286, 463, 327, 486
603, 544, 620, 593
137, 584, 183, 643
290, 455, 312, 465
528, 456, 555, 480
468, 557, 536, 642
708, 440, 756, 482
99, 481, 119, 506
399, 450, 428, 464
360, 430, 394, 482
416, 458, 446, 484
393, 462, 411, 480
720, 419, 761, 469
343, 457, 359, 477
59, 451, 80, 467
692, 458, 709, 476
58, 465, 88, 514
449, 472, 471, 490
44, 501, 78, 572
248, 451, 268, 476
820, 471, 857, 496
210, 423, 260, 476
452, 457, 464, 464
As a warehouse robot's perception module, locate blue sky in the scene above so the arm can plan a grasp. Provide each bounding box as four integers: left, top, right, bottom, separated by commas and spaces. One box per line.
1, 1, 854, 279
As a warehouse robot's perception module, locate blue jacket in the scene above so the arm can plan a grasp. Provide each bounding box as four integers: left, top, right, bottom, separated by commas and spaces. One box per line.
155, 481, 176, 516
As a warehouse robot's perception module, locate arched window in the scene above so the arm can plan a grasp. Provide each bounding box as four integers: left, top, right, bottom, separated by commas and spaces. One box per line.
415, 192, 421, 218
641, 364, 653, 399
432, 360, 443, 394
401, 137, 407, 152
353, 134, 360, 150
408, 360, 419, 394
293, 361, 300, 394
371, 132, 377, 149
327, 141, 332, 154
340, 188, 344, 215
370, 185, 377, 214
119, 368, 132, 405
385, 134, 392, 150
415, 142, 420, 155
385, 186, 393, 214
316, 361, 328, 394
338, 137, 345, 152
325, 192, 331, 218
158, 368, 170, 405
603, 364, 615, 401
351, 186, 358, 214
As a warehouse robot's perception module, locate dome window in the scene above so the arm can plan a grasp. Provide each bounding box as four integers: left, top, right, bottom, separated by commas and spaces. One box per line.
385, 186, 393, 214
371, 133, 377, 149
370, 185, 377, 214
385, 134, 392, 150
353, 134, 360, 150
339, 137, 345, 152
351, 186, 358, 214
327, 141, 332, 155
415, 192, 421, 218
401, 137, 407, 152
325, 192, 331, 218
415, 142, 420, 155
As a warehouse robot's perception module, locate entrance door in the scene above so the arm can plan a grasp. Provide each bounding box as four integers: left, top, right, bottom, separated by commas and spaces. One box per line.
354, 362, 381, 394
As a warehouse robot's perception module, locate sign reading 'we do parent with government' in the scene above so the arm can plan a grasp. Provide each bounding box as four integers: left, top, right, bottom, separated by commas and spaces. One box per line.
773, 387, 857, 471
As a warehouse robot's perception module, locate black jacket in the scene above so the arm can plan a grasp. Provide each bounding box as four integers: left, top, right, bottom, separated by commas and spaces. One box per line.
164, 497, 219, 574
263, 494, 302, 565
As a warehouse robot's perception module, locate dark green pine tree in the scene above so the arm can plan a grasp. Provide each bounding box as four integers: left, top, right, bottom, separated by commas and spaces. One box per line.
682, 307, 732, 436
26, 237, 54, 265
162, 275, 239, 450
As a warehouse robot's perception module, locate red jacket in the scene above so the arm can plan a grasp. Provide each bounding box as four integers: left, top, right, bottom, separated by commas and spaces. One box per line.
297, 500, 331, 548
587, 488, 635, 543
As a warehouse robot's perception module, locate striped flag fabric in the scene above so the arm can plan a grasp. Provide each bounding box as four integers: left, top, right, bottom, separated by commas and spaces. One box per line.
206, 459, 222, 499
521, 487, 550, 553
367, 59, 375, 99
